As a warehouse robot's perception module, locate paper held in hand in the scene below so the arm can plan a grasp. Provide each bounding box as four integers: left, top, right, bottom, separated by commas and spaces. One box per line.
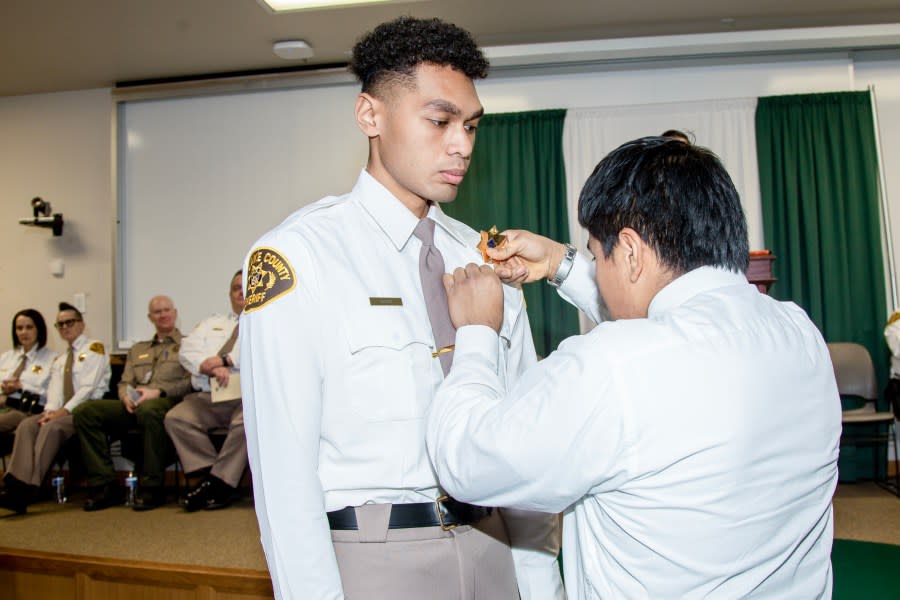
211, 373, 241, 403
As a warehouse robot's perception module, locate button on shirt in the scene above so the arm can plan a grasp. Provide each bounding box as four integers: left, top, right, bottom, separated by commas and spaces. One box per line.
428, 263, 842, 599
240, 170, 563, 600
46, 334, 111, 413
179, 314, 240, 392
0, 345, 58, 401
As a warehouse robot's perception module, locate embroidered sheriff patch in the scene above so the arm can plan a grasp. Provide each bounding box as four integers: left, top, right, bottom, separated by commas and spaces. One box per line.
244, 247, 296, 313
89, 342, 105, 354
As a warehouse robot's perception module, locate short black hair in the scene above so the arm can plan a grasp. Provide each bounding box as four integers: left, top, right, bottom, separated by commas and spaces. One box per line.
11, 308, 48, 349
349, 16, 489, 96
578, 136, 749, 275
58, 301, 83, 321
661, 129, 692, 143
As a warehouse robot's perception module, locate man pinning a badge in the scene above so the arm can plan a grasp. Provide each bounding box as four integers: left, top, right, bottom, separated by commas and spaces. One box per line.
239, 16, 564, 600
426, 136, 841, 599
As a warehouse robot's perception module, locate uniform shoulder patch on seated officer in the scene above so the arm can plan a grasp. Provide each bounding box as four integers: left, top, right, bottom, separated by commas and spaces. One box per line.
89, 341, 105, 354
889, 311, 900, 326
244, 247, 297, 313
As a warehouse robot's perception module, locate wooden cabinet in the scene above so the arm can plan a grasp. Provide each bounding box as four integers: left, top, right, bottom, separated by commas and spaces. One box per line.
748, 253, 776, 294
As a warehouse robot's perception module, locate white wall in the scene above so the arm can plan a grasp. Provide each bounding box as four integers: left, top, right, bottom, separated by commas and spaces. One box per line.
0, 88, 115, 353
855, 54, 900, 313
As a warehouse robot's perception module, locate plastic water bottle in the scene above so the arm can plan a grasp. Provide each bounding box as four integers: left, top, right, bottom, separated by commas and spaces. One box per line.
125, 471, 138, 507
52, 475, 66, 504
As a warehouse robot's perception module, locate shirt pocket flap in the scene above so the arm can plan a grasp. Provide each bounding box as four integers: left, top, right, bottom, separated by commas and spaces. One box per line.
345, 308, 432, 353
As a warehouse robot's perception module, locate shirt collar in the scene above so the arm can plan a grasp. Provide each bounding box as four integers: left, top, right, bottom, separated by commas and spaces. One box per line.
355, 169, 470, 251
648, 266, 749, 317
70, 334, 88, 351
152, 329, 182, 345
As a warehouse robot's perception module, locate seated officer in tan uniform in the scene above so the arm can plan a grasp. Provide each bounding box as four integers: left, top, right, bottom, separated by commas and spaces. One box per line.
166, 270, 246, 511
74, 295, 192, 511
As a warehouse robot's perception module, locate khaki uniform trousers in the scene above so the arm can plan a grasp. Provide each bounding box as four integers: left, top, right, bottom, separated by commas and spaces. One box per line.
331, 504, 519, 599
7, 413, 74, 486
163, 392, 247, 487
0, 407, 28, 434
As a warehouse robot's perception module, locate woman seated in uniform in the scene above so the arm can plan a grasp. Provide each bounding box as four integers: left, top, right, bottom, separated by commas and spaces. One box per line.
0, 309, 58, 434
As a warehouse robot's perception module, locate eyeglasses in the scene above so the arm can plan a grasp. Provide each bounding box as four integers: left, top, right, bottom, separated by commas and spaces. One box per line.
54, 318, 82, 329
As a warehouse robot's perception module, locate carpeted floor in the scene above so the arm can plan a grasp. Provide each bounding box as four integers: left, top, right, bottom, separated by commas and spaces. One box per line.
0, 488, 267, 570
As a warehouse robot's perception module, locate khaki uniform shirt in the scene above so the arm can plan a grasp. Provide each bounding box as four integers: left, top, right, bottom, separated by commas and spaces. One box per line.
118, 331, 192, 401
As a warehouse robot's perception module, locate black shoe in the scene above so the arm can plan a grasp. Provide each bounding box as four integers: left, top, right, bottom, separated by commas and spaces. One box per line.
83, 483, 125, 512
0, 489, 27, 515
183, 478, 215, 512
204, 481, 238, 511
132, 488, 166, 511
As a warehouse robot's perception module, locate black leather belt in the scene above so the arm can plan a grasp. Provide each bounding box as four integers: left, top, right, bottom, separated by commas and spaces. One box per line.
327, 496, 492, 531
4, 392, 44, 415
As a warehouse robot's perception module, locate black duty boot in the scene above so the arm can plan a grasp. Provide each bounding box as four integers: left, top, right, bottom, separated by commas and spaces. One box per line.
83, 482, 125, 512
0, 475, 29, 515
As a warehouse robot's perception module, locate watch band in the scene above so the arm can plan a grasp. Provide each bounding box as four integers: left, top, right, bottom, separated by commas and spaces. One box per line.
548, 243, 577, 288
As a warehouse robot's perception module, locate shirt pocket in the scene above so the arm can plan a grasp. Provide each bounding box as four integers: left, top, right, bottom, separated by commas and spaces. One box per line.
343, 308, 433, 423
130, 357, 154, 385
154, 354, 187, 385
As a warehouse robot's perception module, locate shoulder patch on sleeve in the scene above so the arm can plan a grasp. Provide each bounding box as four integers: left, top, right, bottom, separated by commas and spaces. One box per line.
89, 341, 105, 354
244, 247, 297, 313
889, 312, 900, 326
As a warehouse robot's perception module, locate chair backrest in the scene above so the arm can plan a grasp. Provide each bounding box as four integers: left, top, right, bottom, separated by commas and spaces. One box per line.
827, 342, 878, 401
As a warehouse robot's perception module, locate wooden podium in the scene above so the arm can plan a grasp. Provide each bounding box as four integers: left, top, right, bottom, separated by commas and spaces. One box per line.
747, 252, 776, 294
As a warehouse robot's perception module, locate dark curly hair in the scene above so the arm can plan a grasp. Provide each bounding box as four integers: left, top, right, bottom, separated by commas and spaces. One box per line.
350, 16, 489, 96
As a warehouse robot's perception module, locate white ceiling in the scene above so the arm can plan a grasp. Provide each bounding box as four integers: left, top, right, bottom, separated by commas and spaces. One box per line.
3, 0, 900, 97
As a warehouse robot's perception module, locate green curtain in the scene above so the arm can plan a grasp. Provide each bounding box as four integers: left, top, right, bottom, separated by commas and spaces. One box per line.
756, 91, 888, 481
445, 109, 579, 357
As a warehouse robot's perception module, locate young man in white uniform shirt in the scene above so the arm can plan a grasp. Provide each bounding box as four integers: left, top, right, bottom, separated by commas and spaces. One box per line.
240, 17, 563, 600
427, 137, 842, 599
0, 302, 110, 514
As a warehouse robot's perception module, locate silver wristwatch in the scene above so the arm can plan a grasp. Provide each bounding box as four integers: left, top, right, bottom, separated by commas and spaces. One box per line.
548, 243, 577, 288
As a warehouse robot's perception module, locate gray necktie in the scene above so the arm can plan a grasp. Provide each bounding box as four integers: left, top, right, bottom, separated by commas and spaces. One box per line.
413, 218, 455, 376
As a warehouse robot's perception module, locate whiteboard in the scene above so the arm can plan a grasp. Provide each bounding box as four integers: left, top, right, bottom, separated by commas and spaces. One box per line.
117, 84, 368, 345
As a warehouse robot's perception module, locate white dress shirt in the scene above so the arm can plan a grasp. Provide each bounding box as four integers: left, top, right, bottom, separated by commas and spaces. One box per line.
0, 345, 58, 402
428, 262, 841, 599
179, 312, 240, 392
46, 334, 111, 413
241, 170, 564, 600
884, 318, 900, 378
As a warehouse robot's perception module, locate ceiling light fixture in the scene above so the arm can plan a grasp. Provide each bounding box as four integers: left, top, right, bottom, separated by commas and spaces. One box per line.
259, 0, 395, 12
273, 40, 315, 60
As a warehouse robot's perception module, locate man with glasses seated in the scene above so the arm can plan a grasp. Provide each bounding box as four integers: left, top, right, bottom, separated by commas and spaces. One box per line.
0, 302, 110, 514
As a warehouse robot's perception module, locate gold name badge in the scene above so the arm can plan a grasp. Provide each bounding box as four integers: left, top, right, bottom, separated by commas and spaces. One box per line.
369, 297, 403, 306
